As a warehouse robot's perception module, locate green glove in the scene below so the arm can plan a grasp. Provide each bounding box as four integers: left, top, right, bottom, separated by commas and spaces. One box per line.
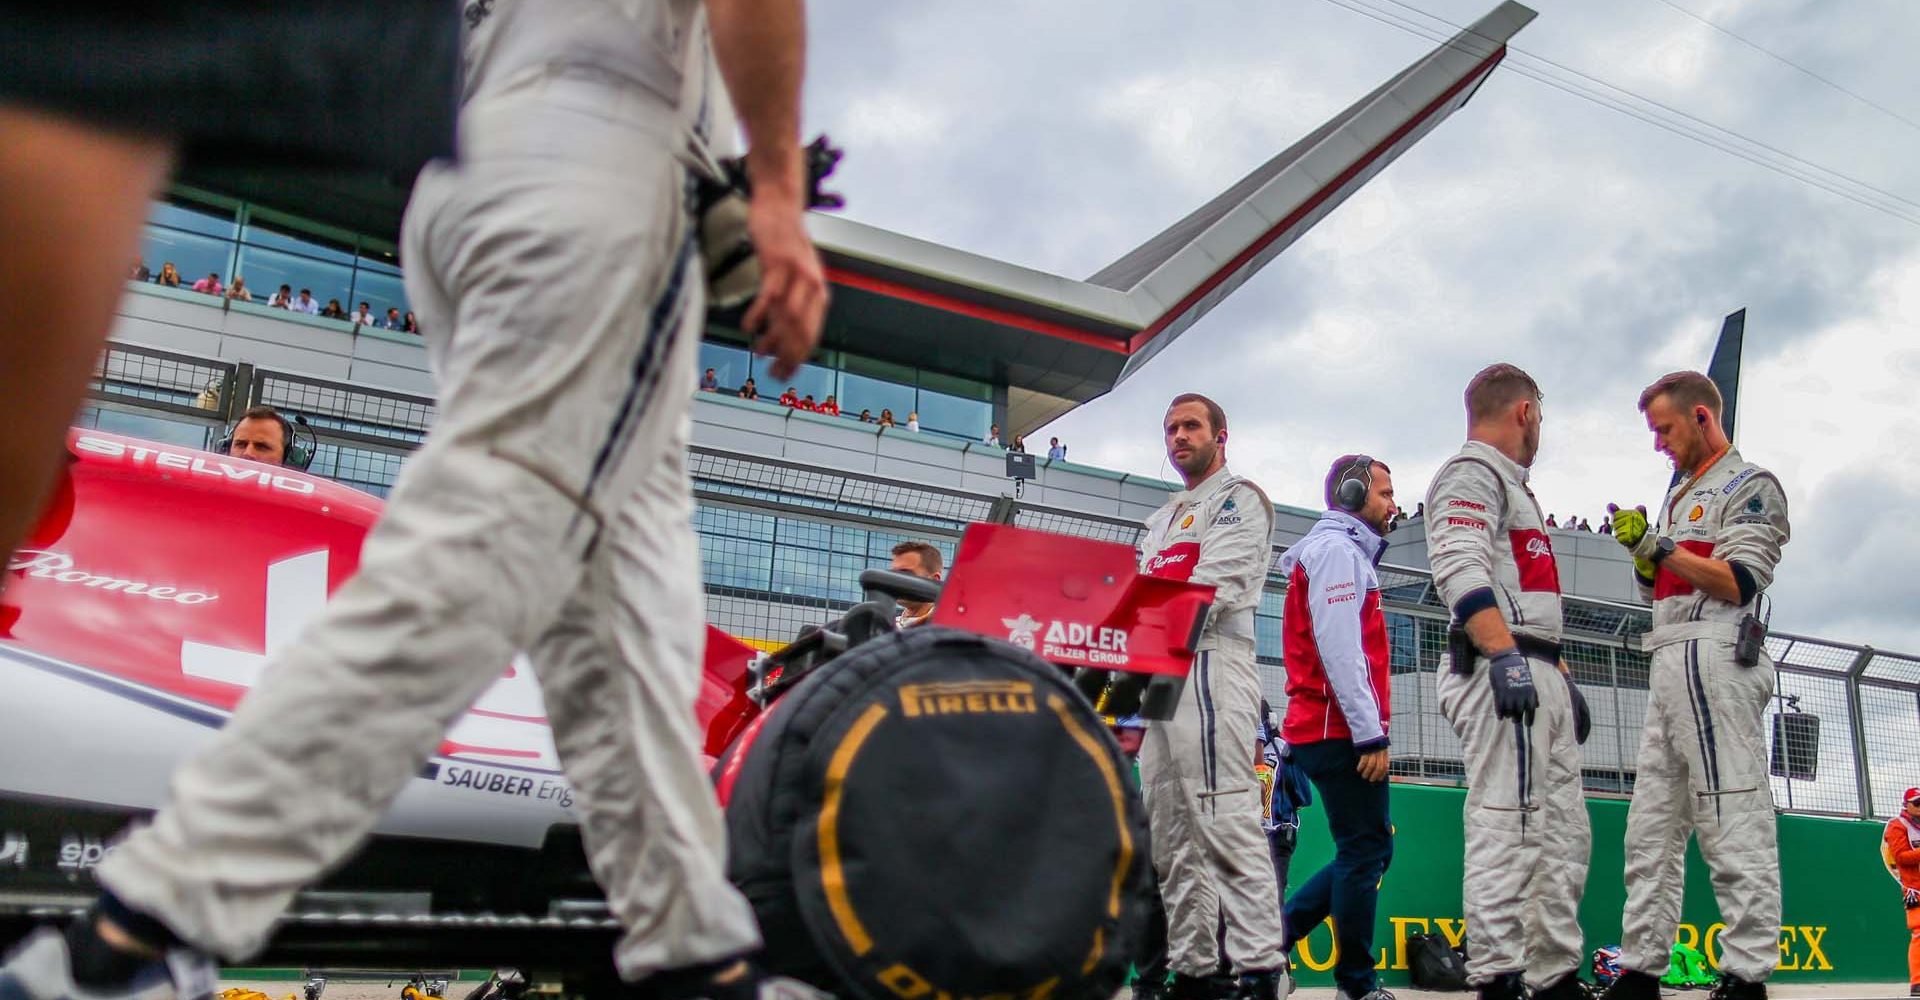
1608, 504, 1648, 547
1607, 504, 1659, 579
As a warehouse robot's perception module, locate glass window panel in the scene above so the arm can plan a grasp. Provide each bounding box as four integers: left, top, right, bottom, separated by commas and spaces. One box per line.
239, 221, 355, 265
357, 251, 403, 276
698, 340, 753, 394
830, 525, 868, 555
700, 535, 773, 591
85, 409, 214, 450
141, 226, 235, 290
841, 353, 915, 383
914, 388, 990, 440
1255, 615, 1285, 663
827, 553, 867, 603
775, 517, 833, 550
916, 369, 992, 401
755, 357, 834, 405
771, 546, 832, 598
305, 443, 407, 498
149, 201, 238, 240
234, 245, 354, 311
696, 504, 776, 542
349, 266, 410, 321
837, 371, 914, 425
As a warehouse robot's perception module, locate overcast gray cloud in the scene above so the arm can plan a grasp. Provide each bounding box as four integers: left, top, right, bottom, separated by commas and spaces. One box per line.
798, 0, 1920, 650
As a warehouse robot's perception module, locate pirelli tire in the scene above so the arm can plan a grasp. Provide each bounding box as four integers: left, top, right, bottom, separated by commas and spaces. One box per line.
715, 625, 1151, 1000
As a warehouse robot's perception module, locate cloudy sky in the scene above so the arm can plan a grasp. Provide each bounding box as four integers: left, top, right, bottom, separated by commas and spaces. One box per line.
796, 0, 1920, 652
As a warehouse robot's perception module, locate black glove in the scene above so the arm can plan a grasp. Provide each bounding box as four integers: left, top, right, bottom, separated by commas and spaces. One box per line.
1486, 648, 1537, 725
1564, 673, 1592, 745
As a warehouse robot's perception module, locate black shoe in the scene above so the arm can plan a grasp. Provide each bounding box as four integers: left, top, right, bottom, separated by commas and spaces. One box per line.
1236, 969, 1289, 1000
1477, 973, 1527, 1000
1597, 970, 1661, 1000
1706, 976, 1764, 1000
1132, 978, 1169, 1000
1168, 973, 1238, 1000
1533, 973, 1596, 1000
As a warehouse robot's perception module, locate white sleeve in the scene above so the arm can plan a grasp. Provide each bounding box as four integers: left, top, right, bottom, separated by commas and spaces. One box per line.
1303, 541, 1387, 748
1424, 457, 1504, 617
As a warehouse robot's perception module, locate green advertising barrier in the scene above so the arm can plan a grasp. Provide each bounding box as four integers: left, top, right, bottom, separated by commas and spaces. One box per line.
1281, 783, 1907, 986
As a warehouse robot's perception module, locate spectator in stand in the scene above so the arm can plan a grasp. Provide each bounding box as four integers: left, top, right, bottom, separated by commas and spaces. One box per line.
225, 276, 252, 303
879, 409, 895, 428
779, 387, 800, 407
700, 368, 719, 392
191, 272, 223, 296
799, 394, 818, 411
820, 394, 840, 417
1578, 517, 1592, 532
157, 262, 182, 287
1600, 516, 1613, 537
858, 409, 873, 423
383, 307, 404, 330
1412, 502, 1425, 521
321, 298, 348, 319
984, 424, 1001, 446
267, 284, 293, 309
906, 411, 920, 432
349, 301, 376, 326
1009, 435, 1026, 453
1545, 514, 1558, 528
129, 259, 151, 282
1048, 437, 1066, 460
403, 311, 419, 333
738, 378, 759, 401
294, 289, 321, 315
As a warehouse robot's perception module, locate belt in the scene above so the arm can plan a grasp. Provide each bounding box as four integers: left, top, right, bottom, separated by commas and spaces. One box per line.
1447, 627, 1560, 668
1642, 621, 1741, 651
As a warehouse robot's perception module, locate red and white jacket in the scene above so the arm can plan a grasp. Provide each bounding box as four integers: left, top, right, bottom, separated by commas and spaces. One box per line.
1424, 440, 1563, 647
1278, 511, 1391, 750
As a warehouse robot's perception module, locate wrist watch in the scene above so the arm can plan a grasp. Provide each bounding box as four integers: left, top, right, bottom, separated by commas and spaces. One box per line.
1650, 536, 1677, 566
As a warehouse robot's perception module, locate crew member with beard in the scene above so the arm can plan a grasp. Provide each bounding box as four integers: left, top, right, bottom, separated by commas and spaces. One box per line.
1137, 393, 1287, 1000
1424, 364, 1592, 1000
1600, 371, 1791, 1000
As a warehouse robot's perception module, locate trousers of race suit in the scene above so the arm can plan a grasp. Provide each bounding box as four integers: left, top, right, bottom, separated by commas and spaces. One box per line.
1436, 652, 1590, 989
1619, 636, 1780, 983
1138, 816, 1296, 983
1283, 738, 1392, 999
97, 74, 764, 978
1139, 637, 1288, 977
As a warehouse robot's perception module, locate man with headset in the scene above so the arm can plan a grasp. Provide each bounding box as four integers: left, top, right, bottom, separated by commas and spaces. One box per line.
1138, 392, 1287, 1000
223, 405, 299, 468
1276, 454, 1396, 1000
1424, 363, 1591, 1000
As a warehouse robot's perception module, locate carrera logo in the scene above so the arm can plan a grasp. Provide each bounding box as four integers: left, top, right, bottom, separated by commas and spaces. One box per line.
9, 549, 218, 605
1445, 499, 1488, 512
74, 435, 315, 495
1688, 505, 1705, 522
899, 680, 1037, 718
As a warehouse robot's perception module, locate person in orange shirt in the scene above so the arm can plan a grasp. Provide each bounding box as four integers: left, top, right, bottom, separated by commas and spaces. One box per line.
1883, 786, 1920, 995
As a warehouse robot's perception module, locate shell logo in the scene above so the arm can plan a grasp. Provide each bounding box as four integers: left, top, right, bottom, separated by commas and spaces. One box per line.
1688, 505, 1705, 522
1180, 514, 1195, 529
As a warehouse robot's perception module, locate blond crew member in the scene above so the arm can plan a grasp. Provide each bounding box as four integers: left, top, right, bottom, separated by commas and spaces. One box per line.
1601, 372, 1791, 1000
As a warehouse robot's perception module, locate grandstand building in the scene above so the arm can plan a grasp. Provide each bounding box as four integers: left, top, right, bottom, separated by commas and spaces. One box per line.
84, 1, 1913, 822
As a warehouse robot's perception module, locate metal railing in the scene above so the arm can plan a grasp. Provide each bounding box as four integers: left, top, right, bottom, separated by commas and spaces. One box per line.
86, 340, 1920, 820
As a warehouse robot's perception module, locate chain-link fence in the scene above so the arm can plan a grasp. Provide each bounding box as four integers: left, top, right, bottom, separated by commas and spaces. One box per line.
84, 346, 1920, 820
